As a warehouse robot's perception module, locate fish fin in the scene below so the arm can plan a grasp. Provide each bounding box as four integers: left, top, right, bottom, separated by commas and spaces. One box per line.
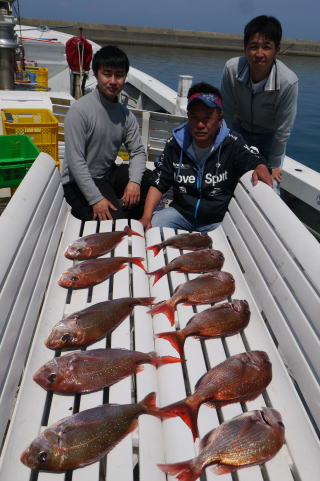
159, 399, 199, 440
193, 334, 214, 340
204, 400, 220, 408
124, 226, 143, 238
194, 372, 207, 391
210, 463, 239, 475
131, 257, 147, 273
148, 301, 175, 326
135, 365, 145, 374
200, 428, 215, 450
127, 418, 139, 435
139, 391, 161, 418
157, 460, 199, 481
155, 330, 186, 358
134, 297, 155, 306
149, 352, 184, 368
147, 244, 161, 256
73, 353, 107, 362
118, 264, 128, 272
148, 268, 166, 285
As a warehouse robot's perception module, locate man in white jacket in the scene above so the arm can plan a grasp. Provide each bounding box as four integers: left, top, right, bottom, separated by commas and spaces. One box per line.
221, 15, 298, 191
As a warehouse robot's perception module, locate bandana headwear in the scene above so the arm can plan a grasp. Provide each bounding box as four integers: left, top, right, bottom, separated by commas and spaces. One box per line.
187, 93, 223, 111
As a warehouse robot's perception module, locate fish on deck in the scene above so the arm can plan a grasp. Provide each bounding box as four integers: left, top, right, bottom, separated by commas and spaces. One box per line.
64, 226, 143, 260
58, 256, 146, 289
156, 300, 250, 358
46, 297, 155, 350
159, 351, 272, 440
148, 272, 235, 326
147, 232, 212, 256
148, 249, 225, 285
21, 393, 162, 472
33, 348, 183, 394
158, 407, 285, 480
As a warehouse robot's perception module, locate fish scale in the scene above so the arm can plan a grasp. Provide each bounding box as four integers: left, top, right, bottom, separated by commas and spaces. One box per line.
158, 408, 285, 480
64, 226, 143, 260
159, 351, 272, 440
33, 348, 183, 394
21, 392, 161, 472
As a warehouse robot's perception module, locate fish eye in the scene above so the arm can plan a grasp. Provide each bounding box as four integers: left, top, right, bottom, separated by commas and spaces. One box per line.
38, 451, 48, 463
76, 248, 84, 253
70, 276, 78, 281
61, 333, 72, 343
48, 373, 57, 383
264, 359, 272, 365
278, 421, 285, 428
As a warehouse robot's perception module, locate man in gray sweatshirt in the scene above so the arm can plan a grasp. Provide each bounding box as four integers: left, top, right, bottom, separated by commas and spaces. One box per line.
61, 45, 150, 221
221, 15, 298, 191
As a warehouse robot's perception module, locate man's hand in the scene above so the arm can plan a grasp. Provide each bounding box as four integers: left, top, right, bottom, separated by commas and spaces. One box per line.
272, 167, 282, 184
252, 164, 273, 187
122, 182, 141, 207
92, 198, 117, 221
139, 215, 152, 231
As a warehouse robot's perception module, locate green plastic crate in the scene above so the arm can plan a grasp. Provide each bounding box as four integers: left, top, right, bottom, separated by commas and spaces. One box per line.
0, 135, 40, 188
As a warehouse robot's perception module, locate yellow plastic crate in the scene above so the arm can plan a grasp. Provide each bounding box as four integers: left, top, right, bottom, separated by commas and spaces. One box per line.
118, 151, 129, 161
25, 66, 49, 90
1, 108, 59, 164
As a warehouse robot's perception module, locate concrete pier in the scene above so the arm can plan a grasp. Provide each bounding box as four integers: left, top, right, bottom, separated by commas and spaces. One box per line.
21, 18, 320, 57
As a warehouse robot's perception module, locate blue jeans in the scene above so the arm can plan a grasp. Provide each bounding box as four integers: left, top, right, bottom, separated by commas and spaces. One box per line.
233, 123, 283, 195
152, 207, 220, 233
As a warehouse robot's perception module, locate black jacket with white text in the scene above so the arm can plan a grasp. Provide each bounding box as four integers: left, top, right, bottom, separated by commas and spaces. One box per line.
151, 120, 267, 227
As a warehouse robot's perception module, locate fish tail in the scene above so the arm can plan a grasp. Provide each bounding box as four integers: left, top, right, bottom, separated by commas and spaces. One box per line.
131, 257, 147, 273
148, 267, 167, 285
133, 297, 155, 306
149, 352, 184, 368
155, 330, 186, 358
148, 301, 176, 326
159, 398, 199, 440
124, 226, 143, 238
157, 460, 200, 481
147, 244, 161, 256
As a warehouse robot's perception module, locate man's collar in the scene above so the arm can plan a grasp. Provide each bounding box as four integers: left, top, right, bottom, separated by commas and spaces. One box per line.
237, 58, 280, 91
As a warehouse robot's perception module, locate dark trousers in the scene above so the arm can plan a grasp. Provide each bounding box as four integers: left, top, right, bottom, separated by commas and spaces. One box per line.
63, 164, 153, 221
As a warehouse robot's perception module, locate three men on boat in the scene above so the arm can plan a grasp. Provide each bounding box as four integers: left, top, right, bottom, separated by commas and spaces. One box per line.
62, 15, 296, 232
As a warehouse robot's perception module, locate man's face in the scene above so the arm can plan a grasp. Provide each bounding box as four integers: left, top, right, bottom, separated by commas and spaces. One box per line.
188, 101, 222, 148
95, 66, 127, 101
245, 33, 279, 82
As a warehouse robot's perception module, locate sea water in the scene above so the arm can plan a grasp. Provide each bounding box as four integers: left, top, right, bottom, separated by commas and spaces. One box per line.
125, 45, 320, 173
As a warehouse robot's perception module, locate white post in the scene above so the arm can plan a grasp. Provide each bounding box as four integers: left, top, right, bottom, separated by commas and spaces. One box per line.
175, 74, 193, 116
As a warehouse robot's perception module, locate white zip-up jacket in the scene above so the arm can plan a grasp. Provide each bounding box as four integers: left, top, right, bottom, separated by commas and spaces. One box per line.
221, 56, 298, 167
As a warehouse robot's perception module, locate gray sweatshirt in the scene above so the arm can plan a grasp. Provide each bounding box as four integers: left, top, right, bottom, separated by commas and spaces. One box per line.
61, 87, 147, 205
221, 57, 298, 167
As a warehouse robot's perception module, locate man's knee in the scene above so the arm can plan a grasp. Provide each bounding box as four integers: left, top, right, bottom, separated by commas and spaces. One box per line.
63, 182, 93, 221
151, 207, 181, 228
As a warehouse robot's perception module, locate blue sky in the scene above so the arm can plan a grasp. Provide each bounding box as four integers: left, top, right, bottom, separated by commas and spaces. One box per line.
15, 0, 319, 41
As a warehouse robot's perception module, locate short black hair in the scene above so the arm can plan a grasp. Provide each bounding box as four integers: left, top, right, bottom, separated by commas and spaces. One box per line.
187, 82, 222, 100
244, 15, 282, 48
92, 45, 129, 75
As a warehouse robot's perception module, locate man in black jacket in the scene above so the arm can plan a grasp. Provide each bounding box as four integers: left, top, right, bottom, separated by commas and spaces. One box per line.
139, 82, 272, 232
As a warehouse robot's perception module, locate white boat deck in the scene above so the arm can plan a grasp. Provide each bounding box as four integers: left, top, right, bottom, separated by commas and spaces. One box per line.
0, 159, 319, 480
